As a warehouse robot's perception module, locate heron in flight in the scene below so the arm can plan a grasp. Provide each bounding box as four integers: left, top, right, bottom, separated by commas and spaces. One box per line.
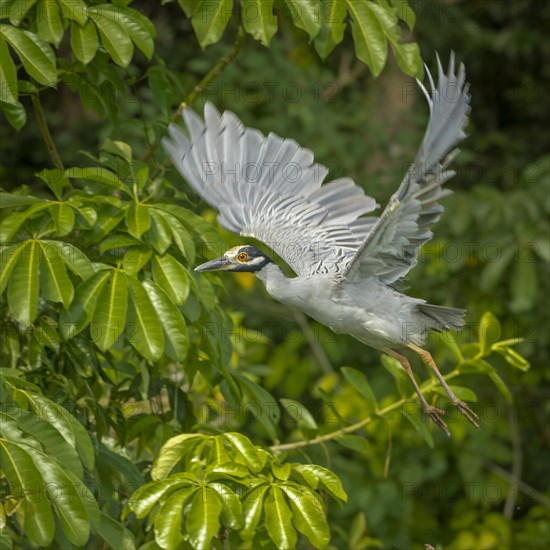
163, 54, 478, 436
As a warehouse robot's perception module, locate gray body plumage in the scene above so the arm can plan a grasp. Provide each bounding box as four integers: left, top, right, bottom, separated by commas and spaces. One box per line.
163, 54, 471, 353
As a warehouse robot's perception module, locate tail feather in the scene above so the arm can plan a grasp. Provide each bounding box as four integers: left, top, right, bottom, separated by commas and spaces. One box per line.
417, 303, 466, 332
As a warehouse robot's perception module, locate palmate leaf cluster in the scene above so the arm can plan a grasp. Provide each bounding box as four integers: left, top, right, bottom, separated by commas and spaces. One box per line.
0, 1, 539, 549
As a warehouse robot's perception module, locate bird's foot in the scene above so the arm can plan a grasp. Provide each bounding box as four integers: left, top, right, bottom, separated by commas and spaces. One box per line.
452, 399, 480, 429
424, 405, 450, 437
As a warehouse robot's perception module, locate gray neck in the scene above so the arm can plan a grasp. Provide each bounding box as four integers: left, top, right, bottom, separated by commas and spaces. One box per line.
254, 262, 288, 296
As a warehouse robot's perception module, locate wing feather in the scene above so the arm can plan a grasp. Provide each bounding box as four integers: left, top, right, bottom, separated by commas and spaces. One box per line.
342, 53, 471, 285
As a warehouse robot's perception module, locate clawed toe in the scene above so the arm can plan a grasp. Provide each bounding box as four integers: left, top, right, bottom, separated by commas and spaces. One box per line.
453, 399, 480, 429
424, 405, 450, 437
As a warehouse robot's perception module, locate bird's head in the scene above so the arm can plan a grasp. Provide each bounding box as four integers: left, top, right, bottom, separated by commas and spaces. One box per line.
194, 245, 272, 273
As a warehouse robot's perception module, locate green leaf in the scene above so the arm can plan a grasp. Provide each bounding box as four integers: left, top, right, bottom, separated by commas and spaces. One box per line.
151, 254, 190, 305
458, 358, 495, 374
58, 0, 88, 25
65, 166, 128, 191
0, 202, 51, 243
36, 0, 64, 47
127, 277, 164, 362
240, 483, 269, 540
7, 240, 39, 324
91, 269, 128, 350
41, 240, 95, 279
0, 36, 18, 104
380, 354, 409, 396
148, 210, 172, 254
478, 311, 501, 356
129, 478, 196, 518
510, 248, 537, 313
341, 366, 378, 409
403, 408, 435, 447
1, 100, 27, 130
39, 241, 73, 306
126, 202, 151, 239
185, 485, 223, 549
0, 243, 25, 294
209, 482, 243, 530
178, 0, 197, 18
489, 372, 513, 404
70, 20, 98, 64
152, 434, 206, 480
154, 486, 197, 550
0, 24, 56, 86
280, 482, 330, 549
265, 486, 297, 550
223, 432, 263, 473
335, 434, 370, 453
283, 0, 321, 39
494, 346, 530, 372
280, 398, 318, 430
8, 0, 39, 25
434, 385, 478, 403
49, 202, 75, 236
88, 8, 133, 67
192, 0, 233, 48
0, 439, 55, 547
346, 0, 387, 76
123, 246, 152, 276
36, 168, 70, 199
314, 0, 346, 59
241, 0, 277, 46
391, 0, 415, 30
96, 5, 155, 59
60, 270, 110, 338
142, 279, 189, 362
96, 511, 136, 550
168, 216, 196, 264
292, 464, 347, 501
102, 139, 133, 164
233, 372, 281, 440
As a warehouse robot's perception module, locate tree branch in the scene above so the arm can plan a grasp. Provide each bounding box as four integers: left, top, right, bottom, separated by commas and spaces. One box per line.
31, 93, 65, 172
269, 371, 460, 452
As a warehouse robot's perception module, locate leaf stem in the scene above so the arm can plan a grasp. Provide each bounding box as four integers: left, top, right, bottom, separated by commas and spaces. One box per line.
175, 25, 247, 117
269, 371, 460, 452
31, 93, 65, 172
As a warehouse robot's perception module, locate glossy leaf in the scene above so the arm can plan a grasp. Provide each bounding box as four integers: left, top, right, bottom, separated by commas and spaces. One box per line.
283, 0, 321, 39
7, 240, 39, 324
346, 0, 387, 76
91, 269, 128, 350
241, 0, 277, 46
142, 279, 189, 362
96, 512, 136, 550
88, 7, 134, 67
342, 366, 378, 409
154, 486, 196, 549
152, 434, 205, 480
149, 210, 172, 254
224, 432, 264, 472
126, 202, 151, 239
292, 464, 347, 501
314, 0, 346, 59
185, 485, 223, 549
39, 240, 73, 306
65, 166, 128, 191
127, 277, 164, 362
36, 0, 64, 47
209, 482, 243, 530
58, 0, 88, 25
151, 254, 189, 304
192, 0, 233, 48
41, 240, 95, 279
8, 0, 39, 26
478, 311, 501, 356
280, 482, 331, 549
60, 270, 110, 338
0, 243, 25, 294
240, 483, 269, 540
280, 398, 318, 430
0, 36, 18, 104
70, 20, 99, 65
50, 202, 75, 236
0, 24, 56, 86
123, 246, 152, 277
265, 486, 297, 550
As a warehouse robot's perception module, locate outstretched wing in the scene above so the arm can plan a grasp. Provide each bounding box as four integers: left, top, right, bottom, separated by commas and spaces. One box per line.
163, 103, 378, 276
342, 53, 471, 285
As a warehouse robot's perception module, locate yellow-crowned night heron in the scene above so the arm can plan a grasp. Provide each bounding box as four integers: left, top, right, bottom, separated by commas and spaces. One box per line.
163, 54, 477, 436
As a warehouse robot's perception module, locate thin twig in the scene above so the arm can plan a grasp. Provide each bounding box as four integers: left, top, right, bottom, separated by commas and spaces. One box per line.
31, 93, 65, 172
269, 371, 460, 452
292, 310, 334, 374
176, 25, 247, 116
143, 26, 246, 162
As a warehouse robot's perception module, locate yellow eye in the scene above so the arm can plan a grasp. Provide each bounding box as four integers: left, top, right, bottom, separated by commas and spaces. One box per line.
237, 252, 249, 262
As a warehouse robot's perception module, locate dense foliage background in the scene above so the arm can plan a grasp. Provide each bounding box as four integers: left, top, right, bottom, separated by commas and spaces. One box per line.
1, 1, 549, 548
